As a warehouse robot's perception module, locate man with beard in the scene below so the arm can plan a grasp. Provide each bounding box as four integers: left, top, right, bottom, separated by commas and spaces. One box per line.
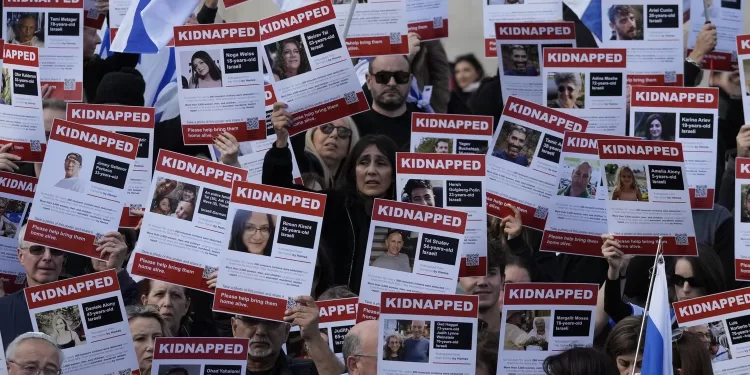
503, 46, 538, 77
491, 124, 529, 166
558, 161, 592, 198
608, 5, 640, 40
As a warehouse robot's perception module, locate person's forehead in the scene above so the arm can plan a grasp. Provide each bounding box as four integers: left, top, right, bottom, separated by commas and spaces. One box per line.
15, 339, 59, 360
509, 129, 526, 137
370, 56, 409, 72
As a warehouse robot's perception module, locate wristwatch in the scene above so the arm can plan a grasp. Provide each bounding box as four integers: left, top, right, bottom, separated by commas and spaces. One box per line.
686, 56, 702, 69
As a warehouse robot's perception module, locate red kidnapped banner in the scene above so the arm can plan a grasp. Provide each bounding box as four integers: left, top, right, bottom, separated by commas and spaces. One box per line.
631, 86, 719, 109
397, 153, 484, 176
503, 96, 588, 134
155, 150, 247, 188
0, 171, 37, 198
371, 199, 467, 234
736, 157, 750, 179
504, 283, 597, 306
153, 337, 248, 360
50, 119, 139, 160
562, 132, 633, 155
174, 22, 260, 46
260, 1, 336, 39
4, 43, 38, 67
597, 139, 684, 163
411, 113, 493, 136
543, 48, 626, 69
318, 297, 358, 324
737, 35, 750, 55
674, 287, 750, 324
232, 181, 326, 217
495, 22, 575, 40
25, 269, 119, 309
67, 103, 155, 128
380, 292, 478, 318
5, 0, 83, 8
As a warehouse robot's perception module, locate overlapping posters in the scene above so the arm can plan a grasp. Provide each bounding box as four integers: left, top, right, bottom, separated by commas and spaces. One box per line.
406, 0, 448, 40
82, 0, 106, 29
396, 153, 486, 277
25, 119, 138, 259
687, 0, 742, 71
174, 22, 266, 145
486, 96, 588, 232
333, 0, 409, 57
495, 22, 576, 105
601, 0, 684, 86
482, 0, 562, 57
357, 199, 467, 321
25, 269, 139, 375
540, 132, 632, 257
674, 287, 750, 373
541, 48, 628, 135
130, 150, 247, 292
0, 171, 35, 294
213, 181, 325, 321
0, 43, 46, 162
106, 0, 132, 42
629, 86, 719, 210
152, 337, 249, 375
3, 0, 84, 101
288, 297, 357, 361
737, 34, 750, 124
378, 292, 478, 374
410, 113, 494, 155
597, 138, 698, 256
498, 283, 597, 374
734, 158, 750, 281
260, 1, 369, 134
67, 103, 156, 228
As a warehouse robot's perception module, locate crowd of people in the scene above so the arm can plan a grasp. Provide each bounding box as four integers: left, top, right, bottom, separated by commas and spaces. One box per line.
0, 1, 744, 375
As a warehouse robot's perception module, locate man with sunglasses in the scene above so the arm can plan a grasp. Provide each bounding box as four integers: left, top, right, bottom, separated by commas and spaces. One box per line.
343, 320, 379, 375
0, 224, 135, 349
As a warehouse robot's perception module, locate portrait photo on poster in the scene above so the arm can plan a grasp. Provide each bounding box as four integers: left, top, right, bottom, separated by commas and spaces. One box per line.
557, 157, 600, 199
0, 197, 27, 238
504, 310, 550, 351
370, 227, 418, 273
416, 138, 453, 154
400, 179, 443, 208
740, 184, 750, 223
633, 112, 676, 141
0, 68, 11, 105
491, 121, 541, 167
605, 163, 649, 202
35, 305, 87, 349
547, 72, 585, 109
744, 60, 750, 96
500, 44, 539, 77
155, 364, 202, 375
382, 319, 432, 363
149, 178, 200, 222
265, 35, 313, 82
680, 320, 732, 362
6, 12, 46, 48
180, 49, 224, 90
228, 209, 277, 256
606, 5, 644, 41
54, 152, 88, 194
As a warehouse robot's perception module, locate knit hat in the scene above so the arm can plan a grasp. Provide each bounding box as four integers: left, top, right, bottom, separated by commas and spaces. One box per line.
93, 67, 146, 107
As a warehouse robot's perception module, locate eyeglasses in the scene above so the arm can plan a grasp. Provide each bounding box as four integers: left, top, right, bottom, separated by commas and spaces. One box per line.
318, 123, 352, 139
353, 354, 378, 358
243, 225, 271, 237
28, 246, 65, 257
558, 85, 576, 93
372, 71, 410, 85
7, 360, 61, 375
670, 274, 704, 288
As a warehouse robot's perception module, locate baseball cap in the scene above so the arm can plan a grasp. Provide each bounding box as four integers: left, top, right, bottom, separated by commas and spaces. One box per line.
65, 152, 82, 165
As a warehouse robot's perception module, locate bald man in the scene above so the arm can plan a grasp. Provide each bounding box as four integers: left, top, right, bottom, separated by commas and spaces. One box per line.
404, 320, 429, 362
343, 320, 379, 375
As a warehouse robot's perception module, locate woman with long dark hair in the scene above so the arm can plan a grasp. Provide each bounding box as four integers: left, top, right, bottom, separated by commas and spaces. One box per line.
188, 51, 222, 89
272, 38, 311, 81
228, 210, 275, 256
382, 332, 405, 361
672, 330, 715, 375
641, 113, 674, 141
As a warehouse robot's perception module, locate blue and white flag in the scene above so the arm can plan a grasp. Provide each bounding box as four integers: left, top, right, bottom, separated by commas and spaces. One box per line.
563, 0, 602, 43
640, 256, 673, 375
110, 0, 200, 54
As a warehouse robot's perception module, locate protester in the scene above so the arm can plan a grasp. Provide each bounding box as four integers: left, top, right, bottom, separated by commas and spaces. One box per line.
459, 244, 504, 333
283, 295, 346, 374
407, 33, 451, 113
449, 54, 484, 113
138, 280, 193, 337
382, 332, 405, 361
475, 331, 499, 375
371, 230, 411, 272
543, 347, 619, 375
604, 316, 643, 375
300, 118, 361, 190
127, 305, 167, 375
83, 30, 139, 103
343, 320, 379, 375
672, 330, 715, 375
5, 332, 64, 375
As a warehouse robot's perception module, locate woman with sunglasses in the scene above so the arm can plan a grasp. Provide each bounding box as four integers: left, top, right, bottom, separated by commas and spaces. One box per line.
301, 117, 361, 190
548, 73, 582, 109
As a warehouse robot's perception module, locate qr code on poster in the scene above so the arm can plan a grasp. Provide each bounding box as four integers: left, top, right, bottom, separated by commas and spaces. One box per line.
87, 9, 100, 19
694, 185, 708, 198
129, 204, 143, 212
246, 117, 259, 131
534, 206, 548, 219
94, 232, 104, 244
664, 71, 677, 84
675, 233, 689, 246
30, 140, 41, 152
14, 272, 26, 285
286, 296, 299, 310
389, 32, 401, 44
465, 253, 480, 267
433, 17, 443, 29
344, 91, 358, 105
202, 266, 218, 279
64, 78, 76, 90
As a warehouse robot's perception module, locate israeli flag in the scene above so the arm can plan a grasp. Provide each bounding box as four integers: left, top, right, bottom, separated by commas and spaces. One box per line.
563, 0, 602, 43
640, 257, 674, 375
110, 0, 200, 54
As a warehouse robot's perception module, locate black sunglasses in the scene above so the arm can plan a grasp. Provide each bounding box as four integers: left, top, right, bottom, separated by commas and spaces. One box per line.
29, 245, 65, 257
318, 123, 352, 138
670, 274, 704, 288
373, 71, 410, 85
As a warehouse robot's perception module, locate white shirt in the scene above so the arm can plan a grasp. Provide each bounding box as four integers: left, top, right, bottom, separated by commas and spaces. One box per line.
55, 177, 86, 193
11, 36, 44, 48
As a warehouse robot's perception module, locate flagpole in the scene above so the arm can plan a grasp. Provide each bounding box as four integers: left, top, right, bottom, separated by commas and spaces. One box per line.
342, 0, 358, 39
631, 235, 664, 375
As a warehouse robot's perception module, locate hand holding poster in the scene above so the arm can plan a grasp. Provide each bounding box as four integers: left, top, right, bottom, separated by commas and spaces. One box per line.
541, 48, 628, 135
152, 337, 249, 375
357, 199, 467, 321
734, 158, 750, 281
0, 171, 35, 294
378, 292, 478, 374
213, 181, 326, 321
687, 0, 742, 71
25, 119, 138, 259
486, 96, 588, 232
67, 103, 156, 228
396, 152, 486, 276
333, 0, 409, 57
406, 0, 448, 40
597, 138, 698, 256
25, 269, 139, 375
0, 43, 47, 162
130, 150, 248, 292
410, 113, 494, 155
498, 283, 598, 374
260, 1, 369, 135
288, 297, 358, 361
3, 0, 84, 101
482, 0, 562, 57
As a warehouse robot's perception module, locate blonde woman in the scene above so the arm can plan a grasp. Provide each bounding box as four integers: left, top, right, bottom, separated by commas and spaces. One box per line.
50, 314, 82, 349
611, 166, 643, 201
301, 117, 360, 190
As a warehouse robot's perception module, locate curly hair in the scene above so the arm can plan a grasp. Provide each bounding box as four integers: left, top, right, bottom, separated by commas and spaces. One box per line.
272, 38, 311, 80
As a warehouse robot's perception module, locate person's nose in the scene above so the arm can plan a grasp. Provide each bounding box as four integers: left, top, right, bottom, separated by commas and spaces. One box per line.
40, 248, 55, 261
162, 294, 173, 307
681, 281, 692, 293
